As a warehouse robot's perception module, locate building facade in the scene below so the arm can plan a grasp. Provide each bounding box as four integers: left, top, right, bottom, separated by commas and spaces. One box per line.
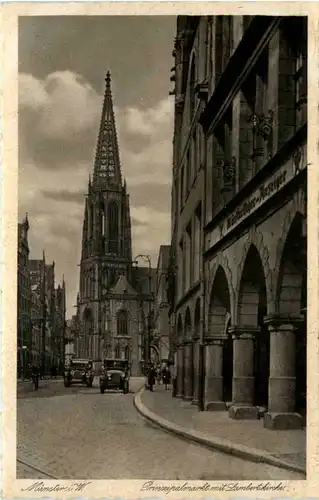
29, 254, 66, 373
17, 215, 31, 377
168, 16, 307, 429
153, 245, 171, 363
77, 72, 155, 376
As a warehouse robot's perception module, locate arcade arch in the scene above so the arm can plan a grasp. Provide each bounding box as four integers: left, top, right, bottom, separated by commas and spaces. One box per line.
237, 244, 269, 408
205, 266, 232, 409
183, 307, 193, 400
277, 212, 306, 415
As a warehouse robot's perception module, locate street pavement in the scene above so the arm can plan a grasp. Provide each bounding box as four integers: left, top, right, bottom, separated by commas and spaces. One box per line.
17, 377, 303, 480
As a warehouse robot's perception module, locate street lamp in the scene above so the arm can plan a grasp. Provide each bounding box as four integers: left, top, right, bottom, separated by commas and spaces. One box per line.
133, 254, 152, 369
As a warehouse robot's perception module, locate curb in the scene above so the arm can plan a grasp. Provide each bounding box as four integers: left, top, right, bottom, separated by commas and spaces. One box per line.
133, 387, 306, 477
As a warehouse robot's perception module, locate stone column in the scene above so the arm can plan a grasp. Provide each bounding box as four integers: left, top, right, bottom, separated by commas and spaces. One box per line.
263, 316, 304, 430
183, 341, 193, 401
228, 327, 259, 420
204, 338, 226, 410
192, 338, 200, 405
176, 345, 184, 398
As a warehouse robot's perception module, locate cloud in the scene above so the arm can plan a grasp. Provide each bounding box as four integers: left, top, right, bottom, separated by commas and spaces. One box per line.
42, 189, 86, 204
19, 70, 173, 316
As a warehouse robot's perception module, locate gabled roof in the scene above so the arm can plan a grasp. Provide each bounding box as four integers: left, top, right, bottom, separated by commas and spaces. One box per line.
110, 274, 138, 296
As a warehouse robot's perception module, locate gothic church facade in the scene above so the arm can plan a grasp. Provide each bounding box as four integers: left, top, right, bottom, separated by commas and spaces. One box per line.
76, 72, 154, 376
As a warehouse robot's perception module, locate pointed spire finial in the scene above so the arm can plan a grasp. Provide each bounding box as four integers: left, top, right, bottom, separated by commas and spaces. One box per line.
105, 70, 111, 87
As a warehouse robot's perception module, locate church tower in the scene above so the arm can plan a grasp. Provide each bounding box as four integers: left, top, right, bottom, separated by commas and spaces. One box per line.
78, 71, 135, 368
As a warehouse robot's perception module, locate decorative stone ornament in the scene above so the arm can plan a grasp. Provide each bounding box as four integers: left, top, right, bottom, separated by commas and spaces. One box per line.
217, 157, 236, 193
250, 110, 273, 140
293, 146, 304, 175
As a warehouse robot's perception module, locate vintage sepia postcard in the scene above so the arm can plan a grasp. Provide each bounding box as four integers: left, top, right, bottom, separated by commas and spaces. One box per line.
2, 1, 319, 498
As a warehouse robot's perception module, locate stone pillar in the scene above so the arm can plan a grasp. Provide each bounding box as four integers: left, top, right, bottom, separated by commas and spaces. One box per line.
204, 339, 226, 410
228, 328, 259, 420
263, 316, 304, 430
176, 345, 184, 398
192, 338, 200, 405
183, 341, 193, 401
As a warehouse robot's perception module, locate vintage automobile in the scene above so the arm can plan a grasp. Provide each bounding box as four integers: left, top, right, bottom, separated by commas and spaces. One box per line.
64, 359, 94, 388
99, 359, 130, 394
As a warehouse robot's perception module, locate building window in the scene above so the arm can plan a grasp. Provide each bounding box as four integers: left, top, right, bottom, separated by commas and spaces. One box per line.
189, 56, 196, 121
222, 16, 232, 68
108, 201, 119, 254
124, 345, 130, 360
213, 107, 234, 203
117, 309, 128, 336
115, 344, 120, 358
180, 166, 184, 210
191, 131, 197, 181
215, 16, 223, 85
186, 222, 192, 288
101, 203, 106, 237
295, 35, 307, 129
206, 17, 213, 80
186, 149, 191, 194
89, 204, 94, 239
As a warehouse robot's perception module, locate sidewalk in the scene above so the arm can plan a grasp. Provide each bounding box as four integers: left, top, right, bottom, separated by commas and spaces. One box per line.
134, 384, 306, 476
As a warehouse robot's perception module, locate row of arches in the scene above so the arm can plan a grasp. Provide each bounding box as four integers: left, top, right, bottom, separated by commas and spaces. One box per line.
175, 212, 306, 425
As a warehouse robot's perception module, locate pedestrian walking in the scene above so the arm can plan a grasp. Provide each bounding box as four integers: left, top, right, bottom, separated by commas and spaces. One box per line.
147, 364, 156, 392
156, 365, 162, 385
162, 366, 171, 390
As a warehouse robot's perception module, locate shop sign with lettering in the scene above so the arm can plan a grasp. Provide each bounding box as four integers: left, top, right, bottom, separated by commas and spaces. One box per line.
205, 146, 307, 251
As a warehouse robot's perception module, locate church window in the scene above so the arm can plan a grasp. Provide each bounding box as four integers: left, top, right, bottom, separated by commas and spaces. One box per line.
101, 205, 106, 237
108, 201, 119, 254
117, 309, 128, 336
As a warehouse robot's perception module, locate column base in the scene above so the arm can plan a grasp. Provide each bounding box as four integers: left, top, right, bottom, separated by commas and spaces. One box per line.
205, 400, 227, 411
263, 411, 305, 430
183, 395, 193, 401
191, 398, 199, 406
228, 404, 259, 420
176, 393, 183, 398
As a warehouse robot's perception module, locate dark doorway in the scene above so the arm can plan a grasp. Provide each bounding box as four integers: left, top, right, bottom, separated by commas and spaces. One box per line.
254, 304, 269, 407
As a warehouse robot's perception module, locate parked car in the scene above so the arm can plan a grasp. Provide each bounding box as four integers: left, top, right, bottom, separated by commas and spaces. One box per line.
99, 358, 130, 394
64, 359, 93, 388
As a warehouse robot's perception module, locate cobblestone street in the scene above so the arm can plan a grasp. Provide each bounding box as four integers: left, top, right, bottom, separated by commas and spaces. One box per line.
17, 378, 303, 480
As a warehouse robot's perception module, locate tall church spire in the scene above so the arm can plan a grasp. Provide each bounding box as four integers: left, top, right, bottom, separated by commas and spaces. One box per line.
93, 71, 122, 187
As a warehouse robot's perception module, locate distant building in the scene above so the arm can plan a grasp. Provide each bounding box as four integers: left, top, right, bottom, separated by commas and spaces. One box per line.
17, 215, 31, 377
29, 254, 66, 373
168, 16, 307, 429
153, 245, 171, 363
76, 72, 156, 376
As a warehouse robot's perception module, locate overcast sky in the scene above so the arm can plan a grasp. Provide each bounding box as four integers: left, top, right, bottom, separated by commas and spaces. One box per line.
18, 15, 176, 318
